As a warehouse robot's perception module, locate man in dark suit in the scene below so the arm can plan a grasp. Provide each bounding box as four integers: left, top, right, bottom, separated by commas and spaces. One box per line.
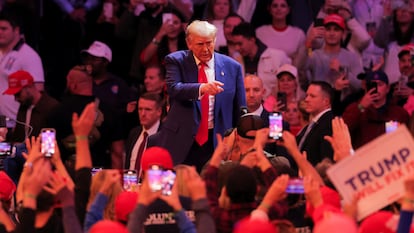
244, 74, 292, 165
148, 20, 246, 171
125, 93, 163, 171
296, 81, 334, 166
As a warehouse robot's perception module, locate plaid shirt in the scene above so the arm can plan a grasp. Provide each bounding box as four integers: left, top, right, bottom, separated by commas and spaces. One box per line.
203, 165, 279, 233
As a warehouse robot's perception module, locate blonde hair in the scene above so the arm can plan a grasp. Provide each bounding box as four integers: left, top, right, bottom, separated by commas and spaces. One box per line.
186, 20, 217, 41
87, 170, 123, 220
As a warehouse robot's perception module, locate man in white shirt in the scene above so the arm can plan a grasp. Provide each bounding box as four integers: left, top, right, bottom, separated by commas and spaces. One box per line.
124, 92, 163, 171
0, 12, 44, 123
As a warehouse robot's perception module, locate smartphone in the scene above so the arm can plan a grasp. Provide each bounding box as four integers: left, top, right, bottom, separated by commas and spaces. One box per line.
162, 13, 173, 24
314, 18, 324, 27
161, 169, 176, 196
338, 66, 349, 79
286, 178, 305, 194
366, 81, 378, 94
123, 170, 138, 191
40, 128, 56, 157
411, 54, 414, 67
148, 165, 163, 192
398, 76, 407, 91
0, 115, 5, 128
277, 92, 287, 112
0, 142, 11, 157
269, 112, 283, 140
91, 167, 103, 176
385, 121, 398, 134
103, 2, 113, 21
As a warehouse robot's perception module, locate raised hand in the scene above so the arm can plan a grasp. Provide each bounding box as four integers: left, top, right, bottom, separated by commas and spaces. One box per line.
22, 136, 42, 163
258, 174, 289, 213
72, 102, 96, 139
303, 175, 323, 208
200, 81, 224, 96
324, 117, 353, 162
159, 180, 182, 211
210, 134, 230, 167
185, 166, 207, 201
23, 159, 53, 204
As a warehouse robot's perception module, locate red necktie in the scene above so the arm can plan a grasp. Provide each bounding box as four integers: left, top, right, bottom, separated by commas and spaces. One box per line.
195, 63, 209, 145
135, 131, 148, 171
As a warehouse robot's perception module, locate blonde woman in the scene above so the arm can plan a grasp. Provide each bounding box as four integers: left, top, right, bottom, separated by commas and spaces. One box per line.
84, 169, 123, 231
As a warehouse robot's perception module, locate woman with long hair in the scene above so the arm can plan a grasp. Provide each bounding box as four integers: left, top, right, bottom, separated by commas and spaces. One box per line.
140, 8, 187, 67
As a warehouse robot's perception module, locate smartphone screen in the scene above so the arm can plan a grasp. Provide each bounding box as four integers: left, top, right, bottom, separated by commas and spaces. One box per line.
148, 165, 163, 192
286, 178, 304, 194
0, 142, 11, 157
41, 128, 56, 157
91, 167, 103, 176
269, 112, 283, 140
277, 92, 287, 112
161, 170, 176, 196
385, 121, 398, 134
123, 170, 138, 191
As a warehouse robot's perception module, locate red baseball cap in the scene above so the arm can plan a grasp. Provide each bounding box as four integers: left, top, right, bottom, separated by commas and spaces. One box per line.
313, 212, 357, 233
141, 147, 173, 171
233, 217, 278, 233
3, 70, 34, 95
0, 171, 16, 200
398, 43, 414, 58
359, 211, 397, 233
324, 14, 346, 30
115, 191, 138, 222
90, 220, 128, 233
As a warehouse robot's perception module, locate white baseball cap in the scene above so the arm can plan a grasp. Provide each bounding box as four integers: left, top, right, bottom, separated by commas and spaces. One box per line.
81, 41, 112, 62
276, 64, 298, 79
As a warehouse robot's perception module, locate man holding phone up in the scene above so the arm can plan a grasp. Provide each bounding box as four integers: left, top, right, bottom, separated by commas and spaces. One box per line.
343, 70, 409, 149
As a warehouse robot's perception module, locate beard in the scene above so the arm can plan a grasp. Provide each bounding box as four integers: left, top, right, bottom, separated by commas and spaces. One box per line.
19, 96, 34, 108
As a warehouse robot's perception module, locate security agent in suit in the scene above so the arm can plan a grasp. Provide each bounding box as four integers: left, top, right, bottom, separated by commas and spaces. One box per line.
124, 93, 163, 170
244, 74, 292, 163
296, 81, 334, 166
148, 20, 246, 171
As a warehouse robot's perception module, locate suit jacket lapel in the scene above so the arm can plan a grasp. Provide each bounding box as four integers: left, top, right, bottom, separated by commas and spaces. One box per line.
300, 110, 332, 147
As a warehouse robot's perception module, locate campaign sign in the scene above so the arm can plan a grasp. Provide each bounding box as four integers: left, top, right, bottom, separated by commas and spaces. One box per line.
327, 125, 414, 220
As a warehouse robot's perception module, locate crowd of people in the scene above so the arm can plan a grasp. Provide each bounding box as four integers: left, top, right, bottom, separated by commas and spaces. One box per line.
2, 0, 414, 232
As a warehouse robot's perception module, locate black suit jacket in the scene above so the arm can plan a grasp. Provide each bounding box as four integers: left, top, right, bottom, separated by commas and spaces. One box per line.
124, 124, 161, 169
296, 110, 334, 166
